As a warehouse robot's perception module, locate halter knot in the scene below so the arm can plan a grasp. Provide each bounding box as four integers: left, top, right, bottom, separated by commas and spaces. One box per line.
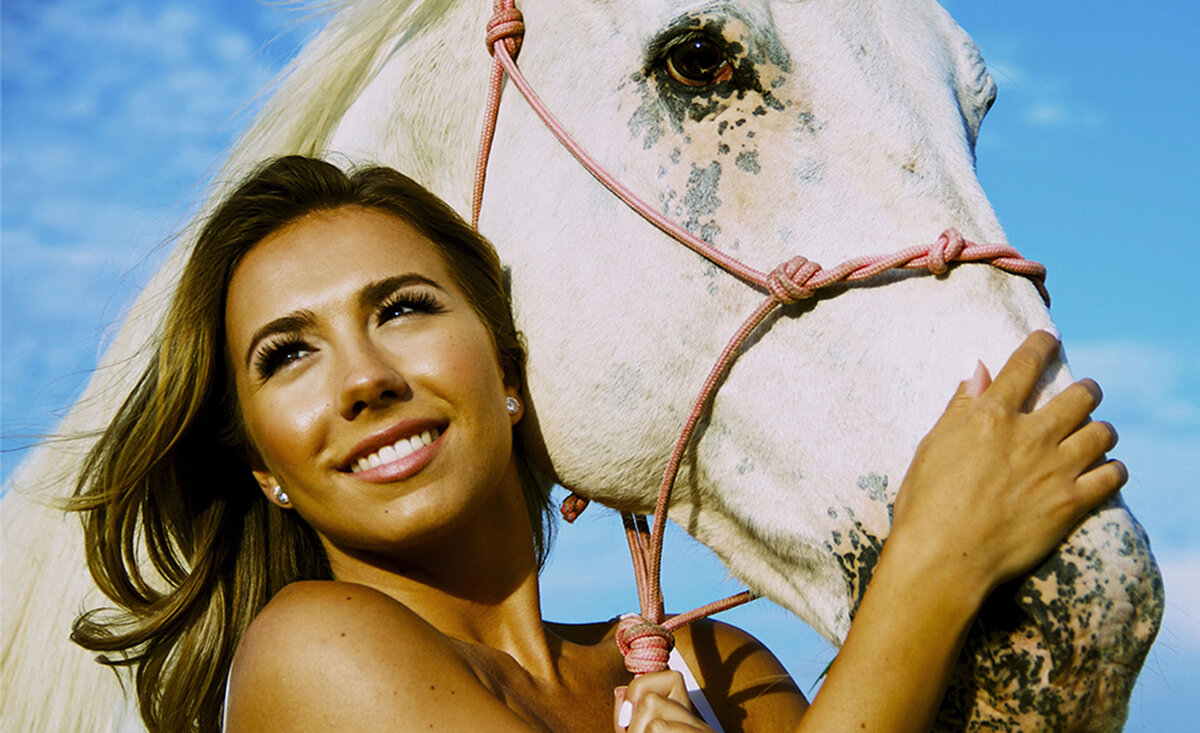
616, 614, 675, 675
486, 7, 525, 58
767, 256, 823, 304
928, 228, 966, 275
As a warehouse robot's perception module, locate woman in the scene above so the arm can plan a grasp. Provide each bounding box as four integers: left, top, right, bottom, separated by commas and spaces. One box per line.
71, 156, 1125, 732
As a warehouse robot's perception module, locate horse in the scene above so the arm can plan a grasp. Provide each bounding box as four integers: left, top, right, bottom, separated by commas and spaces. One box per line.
0, 1, 1163, 730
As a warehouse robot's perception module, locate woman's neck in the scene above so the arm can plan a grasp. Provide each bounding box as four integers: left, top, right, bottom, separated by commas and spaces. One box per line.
321, 464, 561, 679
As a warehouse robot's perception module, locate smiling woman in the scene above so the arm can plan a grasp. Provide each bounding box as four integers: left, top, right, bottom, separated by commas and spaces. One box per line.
66, 156, 561, 730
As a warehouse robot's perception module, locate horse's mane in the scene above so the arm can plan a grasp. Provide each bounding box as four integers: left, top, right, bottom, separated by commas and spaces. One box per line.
0, 2, 457, 730
229, 0, 445, 174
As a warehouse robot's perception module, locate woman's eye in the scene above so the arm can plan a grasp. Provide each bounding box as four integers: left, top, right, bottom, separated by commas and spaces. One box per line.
254, 340, 311, 379
664, 35, 733, 87
378, 291, 443, 325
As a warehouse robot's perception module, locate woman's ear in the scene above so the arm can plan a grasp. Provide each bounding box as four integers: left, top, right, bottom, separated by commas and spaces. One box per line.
248, 451, 291, 508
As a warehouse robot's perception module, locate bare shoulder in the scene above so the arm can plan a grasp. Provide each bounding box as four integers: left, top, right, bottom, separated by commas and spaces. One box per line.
675, 618, 810, 731
225, 581, 533, 732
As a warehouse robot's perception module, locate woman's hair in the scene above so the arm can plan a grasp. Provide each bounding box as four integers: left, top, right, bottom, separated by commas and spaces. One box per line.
69, 156, 554, 732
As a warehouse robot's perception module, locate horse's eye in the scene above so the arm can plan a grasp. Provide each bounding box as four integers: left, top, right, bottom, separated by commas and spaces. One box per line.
664, 35, 732, 87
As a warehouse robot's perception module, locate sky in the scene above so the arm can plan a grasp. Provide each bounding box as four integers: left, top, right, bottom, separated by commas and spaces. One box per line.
2, 1, 1197, 729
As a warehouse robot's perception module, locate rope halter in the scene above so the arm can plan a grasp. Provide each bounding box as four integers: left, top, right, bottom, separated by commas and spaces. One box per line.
473, 0, 1051, 676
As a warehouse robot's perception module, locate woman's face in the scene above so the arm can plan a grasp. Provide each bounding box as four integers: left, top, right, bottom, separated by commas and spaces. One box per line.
225, 205, 522, 559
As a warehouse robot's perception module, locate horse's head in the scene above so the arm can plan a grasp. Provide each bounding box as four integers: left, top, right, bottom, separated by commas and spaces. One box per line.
321, 1, 1164, 728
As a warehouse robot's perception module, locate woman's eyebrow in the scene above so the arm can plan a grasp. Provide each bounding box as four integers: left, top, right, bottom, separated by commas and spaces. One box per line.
244, 311, 316, 369
357, 273, 447, 310
242, 275, 448, 368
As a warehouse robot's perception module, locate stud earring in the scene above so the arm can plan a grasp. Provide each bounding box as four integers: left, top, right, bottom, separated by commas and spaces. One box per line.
273, 484, 291, 507
505, 396, 521, 415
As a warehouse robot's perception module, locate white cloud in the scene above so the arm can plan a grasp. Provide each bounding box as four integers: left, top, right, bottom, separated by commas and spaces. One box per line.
1, 1, 288, 478
1065, 340, 1200, 431
1023, 101, 1070, 128
1057, 339, 1200, 555
1158, 549, 1200, 652
967, 36, 1103, 133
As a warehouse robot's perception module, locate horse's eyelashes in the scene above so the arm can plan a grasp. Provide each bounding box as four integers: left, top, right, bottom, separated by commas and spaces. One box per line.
663, 34, 733, 87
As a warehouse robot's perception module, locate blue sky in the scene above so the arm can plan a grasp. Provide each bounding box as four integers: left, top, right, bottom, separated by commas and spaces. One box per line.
3, 1, 1196, 729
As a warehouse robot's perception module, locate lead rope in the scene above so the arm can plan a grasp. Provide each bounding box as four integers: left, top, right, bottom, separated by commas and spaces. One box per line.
473, 0, 1049, 676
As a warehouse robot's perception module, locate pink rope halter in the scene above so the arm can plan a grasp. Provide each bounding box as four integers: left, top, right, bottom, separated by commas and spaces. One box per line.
474, 0, 1049, 676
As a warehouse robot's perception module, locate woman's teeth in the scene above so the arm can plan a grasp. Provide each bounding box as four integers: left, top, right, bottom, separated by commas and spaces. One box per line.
351, 428, 440, 473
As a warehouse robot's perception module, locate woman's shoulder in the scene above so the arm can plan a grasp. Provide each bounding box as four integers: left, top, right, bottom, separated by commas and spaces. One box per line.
238, 579, 428, 638
674, 618, 810, 730
225, 581, 533, 732
231, 580, 443, 676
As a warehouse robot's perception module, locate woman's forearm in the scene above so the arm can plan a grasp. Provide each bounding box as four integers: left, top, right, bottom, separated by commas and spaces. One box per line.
794, 530, 988, 732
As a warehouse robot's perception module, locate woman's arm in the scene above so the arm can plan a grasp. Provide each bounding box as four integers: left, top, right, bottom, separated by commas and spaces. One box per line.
616, 331, 1125, 732
225, 581, 537, 732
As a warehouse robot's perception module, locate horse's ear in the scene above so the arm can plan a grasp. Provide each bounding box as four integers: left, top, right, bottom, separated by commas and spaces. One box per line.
930, 4, 997, 146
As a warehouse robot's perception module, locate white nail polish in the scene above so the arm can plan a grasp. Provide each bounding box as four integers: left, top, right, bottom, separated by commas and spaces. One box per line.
618, 699, 633, 728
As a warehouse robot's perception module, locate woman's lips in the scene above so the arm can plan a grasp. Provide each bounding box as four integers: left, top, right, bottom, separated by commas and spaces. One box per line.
347, 426, 443, 484
350, 427, 440, 473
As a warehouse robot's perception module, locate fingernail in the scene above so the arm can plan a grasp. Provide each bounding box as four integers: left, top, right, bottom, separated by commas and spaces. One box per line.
618, 700, 633, 728
966, 360, 988, 397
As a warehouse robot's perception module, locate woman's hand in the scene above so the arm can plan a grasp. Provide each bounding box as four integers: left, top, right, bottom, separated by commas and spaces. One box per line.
890, 330, 1127, 599
794, 331, 1129, 733
613, 671, 715, 732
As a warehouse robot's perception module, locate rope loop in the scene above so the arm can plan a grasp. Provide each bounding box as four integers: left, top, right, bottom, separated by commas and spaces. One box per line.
767, 256, 822, 304
616, 614, 675, 674
486, 7, 525, 58
929, 227, 966, 275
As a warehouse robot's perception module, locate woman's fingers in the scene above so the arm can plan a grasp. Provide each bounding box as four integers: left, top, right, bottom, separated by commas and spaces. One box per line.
1037, 378, 1103, 442
982, 330, 1061, 408
1074, 459, 1128, 507
614, 672, 714, 732
1059, 419, 1119, 470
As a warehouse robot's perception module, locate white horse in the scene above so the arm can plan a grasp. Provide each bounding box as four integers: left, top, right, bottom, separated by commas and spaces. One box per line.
1, 1, 1162, 730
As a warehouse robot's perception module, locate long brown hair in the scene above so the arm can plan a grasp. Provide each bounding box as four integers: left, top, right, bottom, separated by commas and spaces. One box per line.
69, 156, 553, 732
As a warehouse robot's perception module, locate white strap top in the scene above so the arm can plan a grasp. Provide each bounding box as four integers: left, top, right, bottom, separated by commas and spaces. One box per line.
667, 647, 726, 732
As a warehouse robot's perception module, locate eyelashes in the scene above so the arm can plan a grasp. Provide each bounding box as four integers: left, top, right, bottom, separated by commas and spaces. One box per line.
377, 289, 444, 324
251, 288, 446, 381
253, 336, 312, 380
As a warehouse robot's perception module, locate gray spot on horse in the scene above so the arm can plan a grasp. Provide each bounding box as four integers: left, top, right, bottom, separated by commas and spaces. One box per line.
734, 150, 760, 174
856, 472, 888, 503
796, 111, 821, 135
823, 504, 884, 618
794, 158, 825, 183
683, 161, 722, 219
627, 71, 669, 148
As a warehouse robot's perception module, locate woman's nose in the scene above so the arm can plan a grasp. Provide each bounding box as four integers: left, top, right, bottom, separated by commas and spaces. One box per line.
336, 341, 409, 419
